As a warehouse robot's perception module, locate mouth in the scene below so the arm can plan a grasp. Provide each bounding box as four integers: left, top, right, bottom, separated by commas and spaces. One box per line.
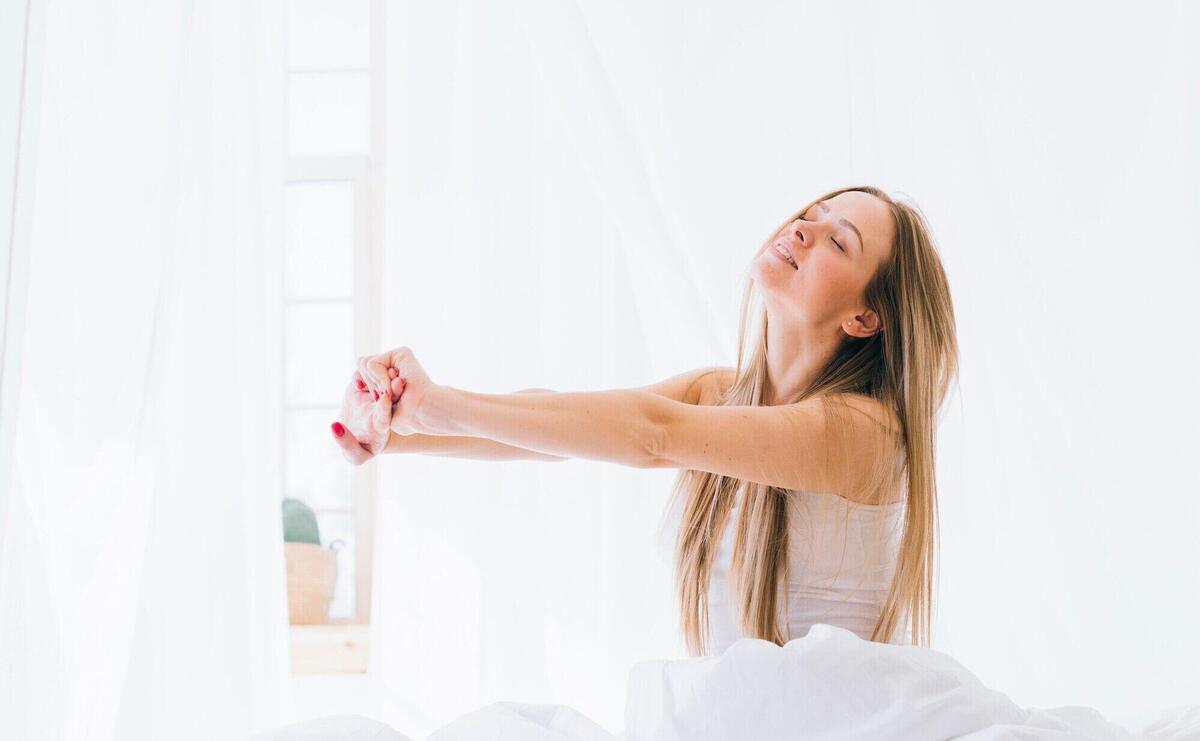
772, 240, 798, 269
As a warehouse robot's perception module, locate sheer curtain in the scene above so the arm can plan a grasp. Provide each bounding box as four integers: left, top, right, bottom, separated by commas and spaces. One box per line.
371, 0, 1200, 736
2, 1, 1198, 739
372, 3, 735, 734
1, 0, 45, 535
0, 1, 294, 739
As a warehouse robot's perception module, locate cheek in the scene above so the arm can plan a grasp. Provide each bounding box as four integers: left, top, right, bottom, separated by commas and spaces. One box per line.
798, 260, 858, 311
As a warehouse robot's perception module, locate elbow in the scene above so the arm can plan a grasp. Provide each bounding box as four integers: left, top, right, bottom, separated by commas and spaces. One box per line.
637, 418, 672, 469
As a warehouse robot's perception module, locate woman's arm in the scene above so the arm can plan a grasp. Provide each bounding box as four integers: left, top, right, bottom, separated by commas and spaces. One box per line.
381, 370, 723, 463
384, 388, 568, 462
383, 431, 567, 461
414, 385, 663, 468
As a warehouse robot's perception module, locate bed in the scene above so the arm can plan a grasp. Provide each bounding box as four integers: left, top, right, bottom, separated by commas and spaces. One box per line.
248, 624, 1200, 741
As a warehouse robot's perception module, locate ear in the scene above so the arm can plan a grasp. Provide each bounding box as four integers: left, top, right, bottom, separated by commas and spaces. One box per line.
843, 308, 882, 339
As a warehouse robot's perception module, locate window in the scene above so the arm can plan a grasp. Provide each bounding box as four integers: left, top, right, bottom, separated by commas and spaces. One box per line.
279, 0, 384, 674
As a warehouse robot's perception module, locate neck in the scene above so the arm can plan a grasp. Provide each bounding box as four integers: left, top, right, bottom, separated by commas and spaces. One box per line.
763, 315, 841, 406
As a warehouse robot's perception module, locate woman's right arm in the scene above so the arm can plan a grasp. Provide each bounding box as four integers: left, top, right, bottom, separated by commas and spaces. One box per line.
383, 388, 568, 462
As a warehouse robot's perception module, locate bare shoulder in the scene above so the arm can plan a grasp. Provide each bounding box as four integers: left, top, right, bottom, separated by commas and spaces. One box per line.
825, 392, 902, 435
821, 393, 905, 505
695, 367, 738, 406
695, 373, 898, 435
689, 376, 902, 505
636, 365, 735, 406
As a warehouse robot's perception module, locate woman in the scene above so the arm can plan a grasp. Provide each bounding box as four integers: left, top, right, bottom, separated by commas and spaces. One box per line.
329, 184, 958, 655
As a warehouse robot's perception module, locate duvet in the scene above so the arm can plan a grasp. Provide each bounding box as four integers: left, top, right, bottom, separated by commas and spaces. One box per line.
250, 624, 1200, 741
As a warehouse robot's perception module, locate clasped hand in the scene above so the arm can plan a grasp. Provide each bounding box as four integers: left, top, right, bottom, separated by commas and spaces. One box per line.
329, 346, 439, 465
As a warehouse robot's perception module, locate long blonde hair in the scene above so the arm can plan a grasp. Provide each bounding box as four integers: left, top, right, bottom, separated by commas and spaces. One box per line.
667, 185, 958, 655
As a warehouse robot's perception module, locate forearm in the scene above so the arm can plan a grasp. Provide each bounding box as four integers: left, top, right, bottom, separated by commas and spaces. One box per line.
418, 385, 662, 468
383, 387, 568, 462
383, 429, 567, 462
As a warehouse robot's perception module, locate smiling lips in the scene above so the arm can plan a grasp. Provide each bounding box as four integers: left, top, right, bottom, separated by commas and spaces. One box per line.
773, 240, 798, 268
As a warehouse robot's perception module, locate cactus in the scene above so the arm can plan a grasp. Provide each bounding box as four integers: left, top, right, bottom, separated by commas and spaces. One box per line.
282, 497, 321, 545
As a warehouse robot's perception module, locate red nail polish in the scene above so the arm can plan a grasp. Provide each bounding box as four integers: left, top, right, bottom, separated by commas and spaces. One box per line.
356, 379, 366, 390
331, 422, 345, 437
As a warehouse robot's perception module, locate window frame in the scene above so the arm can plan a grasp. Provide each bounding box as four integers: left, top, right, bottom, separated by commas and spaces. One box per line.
277, 0, 385, 645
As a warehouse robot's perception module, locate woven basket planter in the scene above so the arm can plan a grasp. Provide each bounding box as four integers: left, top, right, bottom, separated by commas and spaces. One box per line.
285, 541, 338, 625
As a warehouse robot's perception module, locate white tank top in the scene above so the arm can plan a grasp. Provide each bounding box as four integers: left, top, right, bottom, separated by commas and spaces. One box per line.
655, 486, 907, 656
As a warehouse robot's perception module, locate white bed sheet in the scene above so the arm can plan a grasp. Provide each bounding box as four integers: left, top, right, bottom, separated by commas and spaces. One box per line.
248, 624, 1200, 741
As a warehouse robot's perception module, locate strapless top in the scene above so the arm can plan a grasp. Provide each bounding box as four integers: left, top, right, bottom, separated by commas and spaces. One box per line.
655, 486, 907, 656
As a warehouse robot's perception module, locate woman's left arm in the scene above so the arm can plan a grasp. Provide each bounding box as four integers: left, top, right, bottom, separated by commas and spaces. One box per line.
419, 385, 665, 468
419, 385, 889, 496
358, 347, 889, 493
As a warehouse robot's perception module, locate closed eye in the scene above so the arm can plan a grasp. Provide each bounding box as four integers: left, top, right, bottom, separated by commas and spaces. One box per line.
798, 215, 845, 253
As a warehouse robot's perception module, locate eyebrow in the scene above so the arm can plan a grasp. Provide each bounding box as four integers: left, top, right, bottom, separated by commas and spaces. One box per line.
817, 201, 864, 256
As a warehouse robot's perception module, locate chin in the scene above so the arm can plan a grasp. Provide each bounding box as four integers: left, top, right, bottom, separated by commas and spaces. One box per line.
749, 255, 784, 287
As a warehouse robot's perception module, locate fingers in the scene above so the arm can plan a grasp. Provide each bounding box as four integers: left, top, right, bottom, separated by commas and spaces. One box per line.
357, 357, 380, 396
350, 366, 372, 400
358, 348, 411, 397
359, 355, 399, 398
330, 420, 373, 465
372, 385, 392, 435
390, 375, 406, 398
365, 354, 393, 396
346, 371, 368, 398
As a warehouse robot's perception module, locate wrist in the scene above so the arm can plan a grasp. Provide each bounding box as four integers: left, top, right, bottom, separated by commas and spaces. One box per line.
383, 429, 403, 454
416, 384, 464, 436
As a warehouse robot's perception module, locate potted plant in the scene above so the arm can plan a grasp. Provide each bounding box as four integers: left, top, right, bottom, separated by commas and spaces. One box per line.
282, 497, 342, 624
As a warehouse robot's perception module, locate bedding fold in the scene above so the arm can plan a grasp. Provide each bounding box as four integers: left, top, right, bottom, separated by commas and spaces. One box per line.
247, 624, 1200, 741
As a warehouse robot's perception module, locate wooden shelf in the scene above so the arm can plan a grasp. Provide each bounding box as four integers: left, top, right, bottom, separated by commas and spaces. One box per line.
289, 623, 369, 675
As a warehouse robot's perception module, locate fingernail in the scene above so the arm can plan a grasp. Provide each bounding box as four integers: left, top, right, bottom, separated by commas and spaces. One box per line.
331, 422, 345, 437
373, 390, 380, 401
356, 379, 366, 390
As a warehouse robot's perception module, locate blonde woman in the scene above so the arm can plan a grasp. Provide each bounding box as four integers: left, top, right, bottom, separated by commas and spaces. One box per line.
330, 184, 958, 655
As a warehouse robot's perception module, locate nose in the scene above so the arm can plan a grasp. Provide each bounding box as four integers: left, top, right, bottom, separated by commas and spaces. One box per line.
792, 223, 808, 247
792, 218, 830, 248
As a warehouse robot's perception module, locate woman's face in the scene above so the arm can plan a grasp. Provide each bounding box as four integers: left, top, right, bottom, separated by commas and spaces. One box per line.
750, 191, 896, 336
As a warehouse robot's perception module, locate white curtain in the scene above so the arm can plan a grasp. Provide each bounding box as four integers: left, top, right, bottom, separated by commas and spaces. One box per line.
2, 1, 1198, 739
1, 0, 45, 536
373, 4, 724, 735
0, 1, 294, 739
371, 0, 1200, 736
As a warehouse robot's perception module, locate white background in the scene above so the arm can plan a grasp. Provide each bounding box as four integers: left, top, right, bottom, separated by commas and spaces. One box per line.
1, 1, 1197, 739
